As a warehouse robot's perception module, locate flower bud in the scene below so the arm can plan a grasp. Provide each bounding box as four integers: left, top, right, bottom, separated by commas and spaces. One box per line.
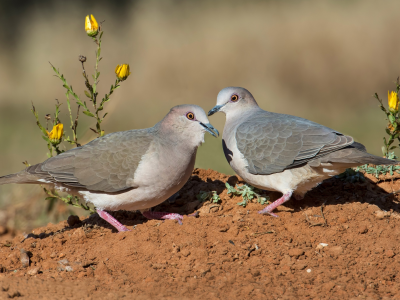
388, 91, 399, 113
85, 14, 99, 37
115, 64, 131, 80
46, 123, 64, 143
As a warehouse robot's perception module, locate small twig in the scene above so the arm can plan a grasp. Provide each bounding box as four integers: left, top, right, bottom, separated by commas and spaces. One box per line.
252, 230, 275, 236
246, 247, 256, 257
209, 204, 220, 213
320, 202, 327, 226
302, 202, 327, 227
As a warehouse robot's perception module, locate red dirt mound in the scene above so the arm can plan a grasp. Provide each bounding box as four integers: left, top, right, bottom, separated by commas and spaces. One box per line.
1, 168, 400, 299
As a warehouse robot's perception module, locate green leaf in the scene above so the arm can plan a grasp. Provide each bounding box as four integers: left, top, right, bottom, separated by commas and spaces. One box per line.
389, 114, 396, 124
225, 182, 238, 195
83, 110, 95, 117
84, 91, 92, 99
41, 135, 51, 143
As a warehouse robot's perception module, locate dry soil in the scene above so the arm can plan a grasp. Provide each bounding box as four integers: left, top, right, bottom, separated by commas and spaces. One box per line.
1, 168, 400, 299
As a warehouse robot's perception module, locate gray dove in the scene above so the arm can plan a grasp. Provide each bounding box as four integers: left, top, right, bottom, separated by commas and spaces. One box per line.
0, 105, 218, 232
208, 87, 396, 217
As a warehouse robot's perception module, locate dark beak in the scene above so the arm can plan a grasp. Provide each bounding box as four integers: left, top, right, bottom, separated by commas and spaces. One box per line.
200, 122, 219, 137
208, 104, 225, 116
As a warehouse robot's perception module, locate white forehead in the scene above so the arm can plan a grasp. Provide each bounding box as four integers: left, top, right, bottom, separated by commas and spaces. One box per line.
216, 87, 251, 106
217, 87, 236, 105
173, 104, 208, 122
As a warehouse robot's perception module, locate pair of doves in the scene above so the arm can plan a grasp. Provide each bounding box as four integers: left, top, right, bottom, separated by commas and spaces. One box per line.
0, 87, 395, 231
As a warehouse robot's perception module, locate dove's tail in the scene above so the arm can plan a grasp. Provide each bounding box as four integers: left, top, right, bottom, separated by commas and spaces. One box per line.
0, 164, 46, 186
311, 142, 398, 167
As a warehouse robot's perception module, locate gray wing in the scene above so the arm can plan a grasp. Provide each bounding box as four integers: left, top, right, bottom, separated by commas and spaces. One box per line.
235, 112, 354, 175
28, 129, 154, 193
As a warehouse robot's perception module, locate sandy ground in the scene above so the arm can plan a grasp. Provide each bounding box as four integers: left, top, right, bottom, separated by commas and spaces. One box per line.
0, 168, 400, 299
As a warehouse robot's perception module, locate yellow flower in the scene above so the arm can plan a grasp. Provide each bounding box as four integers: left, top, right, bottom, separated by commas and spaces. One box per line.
388, 91, 399, 112
115, 64, 131, 80
85, 14, 99, 37
46, 123, 64, 143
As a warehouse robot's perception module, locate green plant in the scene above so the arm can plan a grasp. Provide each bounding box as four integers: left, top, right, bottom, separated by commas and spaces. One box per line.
374, 78, 400, 158
29, 14, 131, 214
225, 183, 269, 207
336, 168, 366, 183
196, 191, 221, 203
355, 152, 400, 178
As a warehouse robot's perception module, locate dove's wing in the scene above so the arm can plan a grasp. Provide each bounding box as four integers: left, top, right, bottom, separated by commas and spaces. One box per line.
28, 129, 155, 193
235, 111, 354, 175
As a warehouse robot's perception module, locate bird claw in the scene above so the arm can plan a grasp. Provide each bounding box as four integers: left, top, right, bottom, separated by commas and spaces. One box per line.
258, 208, 279, 218
162, 214, 184, 225
143, 211, 185, 225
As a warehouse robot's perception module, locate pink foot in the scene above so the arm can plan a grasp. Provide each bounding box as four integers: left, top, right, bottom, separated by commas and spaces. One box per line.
97, 209, 131, 232
258, 191, 293, 217
142, 211, 184, 225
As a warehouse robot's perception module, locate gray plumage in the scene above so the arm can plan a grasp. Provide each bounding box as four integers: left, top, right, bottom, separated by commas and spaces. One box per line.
235, 110, 391, 175
0, 104, 218, 213
208, 87, 396, 215
25, 129, 153, 193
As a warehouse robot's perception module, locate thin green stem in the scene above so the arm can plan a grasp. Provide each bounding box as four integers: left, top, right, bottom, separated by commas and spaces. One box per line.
50, 62, 90, 112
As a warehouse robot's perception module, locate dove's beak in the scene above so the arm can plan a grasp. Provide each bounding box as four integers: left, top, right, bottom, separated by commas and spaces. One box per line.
208, 104, 225, 116
200, 122, 219, 137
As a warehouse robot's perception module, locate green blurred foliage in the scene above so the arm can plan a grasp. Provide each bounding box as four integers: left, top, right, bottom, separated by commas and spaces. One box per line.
0, 0, 400, 230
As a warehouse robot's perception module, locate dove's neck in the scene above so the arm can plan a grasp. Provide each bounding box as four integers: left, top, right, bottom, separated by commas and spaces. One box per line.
226, 106, 262, 125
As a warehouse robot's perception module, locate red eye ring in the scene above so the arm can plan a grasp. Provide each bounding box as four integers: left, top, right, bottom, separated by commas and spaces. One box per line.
186, 112, 195, 120
231, 94, 239, 102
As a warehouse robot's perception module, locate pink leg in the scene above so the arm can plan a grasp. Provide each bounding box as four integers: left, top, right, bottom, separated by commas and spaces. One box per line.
142, 211, 184, 225
258, 191, 293, 217
97, 209, 131, 232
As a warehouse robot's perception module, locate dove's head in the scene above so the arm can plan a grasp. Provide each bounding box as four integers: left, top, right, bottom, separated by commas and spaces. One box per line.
208, 87, 259, 117
160, 104, 219, 147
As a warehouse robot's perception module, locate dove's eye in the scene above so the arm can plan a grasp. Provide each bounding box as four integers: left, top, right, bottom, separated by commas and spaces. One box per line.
186, 112, 195, 120
231, 94, 239, 102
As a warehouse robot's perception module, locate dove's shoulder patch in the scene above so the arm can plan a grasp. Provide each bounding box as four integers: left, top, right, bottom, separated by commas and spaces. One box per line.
235, 112, 354, 175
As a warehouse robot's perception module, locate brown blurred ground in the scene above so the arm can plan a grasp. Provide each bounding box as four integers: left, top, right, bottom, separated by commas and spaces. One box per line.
1, 0, 400, 230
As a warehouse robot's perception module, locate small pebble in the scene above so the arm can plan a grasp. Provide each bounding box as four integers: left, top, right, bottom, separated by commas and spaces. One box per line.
65, 266, 73, 272
386, 249, 396, 258
67, 215, 82, 227
27, 267, 39, 276
58, 259, 69, 265
316, 243, 328, 250
20, 249, 30, 268
57, 266, 65, 272
307, 269, 312, 273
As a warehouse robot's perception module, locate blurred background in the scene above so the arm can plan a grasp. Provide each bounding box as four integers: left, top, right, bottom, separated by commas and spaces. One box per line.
0, 0, 400, 231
